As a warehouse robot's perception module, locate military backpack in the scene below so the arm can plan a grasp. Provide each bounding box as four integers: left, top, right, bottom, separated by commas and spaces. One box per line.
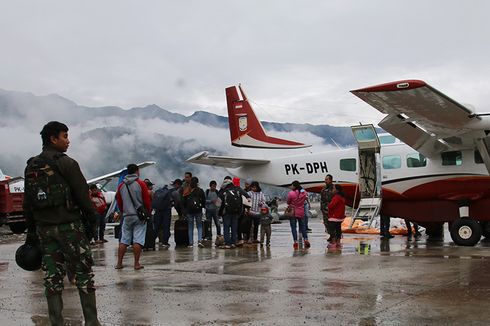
24, 154, 75, 210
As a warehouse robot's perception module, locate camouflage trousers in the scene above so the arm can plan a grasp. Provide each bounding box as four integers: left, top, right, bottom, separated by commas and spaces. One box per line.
36, 220, 95, 297
322, 212, 330, 233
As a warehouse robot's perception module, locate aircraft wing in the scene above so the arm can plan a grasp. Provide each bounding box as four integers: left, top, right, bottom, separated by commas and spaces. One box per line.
186, 151, 270, 169
86, 161, 156, 185
351, 79, 483, 157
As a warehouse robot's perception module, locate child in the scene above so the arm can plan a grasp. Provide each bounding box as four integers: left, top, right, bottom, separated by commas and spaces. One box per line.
259, 206, 274, 246
327, 184, 346, 249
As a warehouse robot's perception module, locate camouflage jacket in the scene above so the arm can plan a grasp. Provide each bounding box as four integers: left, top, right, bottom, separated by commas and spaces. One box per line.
320, 184, 334, 215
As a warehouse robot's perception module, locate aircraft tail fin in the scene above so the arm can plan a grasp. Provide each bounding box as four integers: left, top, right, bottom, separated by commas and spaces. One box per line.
225, 85, 310, 149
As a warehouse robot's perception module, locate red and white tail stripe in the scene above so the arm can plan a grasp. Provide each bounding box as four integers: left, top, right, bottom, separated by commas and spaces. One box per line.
225, 85, 309, 149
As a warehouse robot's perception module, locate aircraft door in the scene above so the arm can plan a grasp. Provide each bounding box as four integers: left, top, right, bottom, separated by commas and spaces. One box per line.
350, 125, 382, 227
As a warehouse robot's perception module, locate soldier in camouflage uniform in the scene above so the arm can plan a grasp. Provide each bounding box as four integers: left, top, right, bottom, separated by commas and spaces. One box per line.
23, 121, 101, 326
320, 174, 334, 240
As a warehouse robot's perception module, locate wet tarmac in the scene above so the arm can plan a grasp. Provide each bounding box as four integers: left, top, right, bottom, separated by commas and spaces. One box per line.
1, 218, 490, 325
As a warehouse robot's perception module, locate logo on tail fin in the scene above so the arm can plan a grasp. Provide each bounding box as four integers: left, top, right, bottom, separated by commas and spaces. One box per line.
225, 85, 310, 149
238, 116, 248, 131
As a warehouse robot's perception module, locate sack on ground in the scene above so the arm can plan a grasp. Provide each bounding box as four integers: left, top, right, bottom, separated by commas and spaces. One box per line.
215, 235, 225, 247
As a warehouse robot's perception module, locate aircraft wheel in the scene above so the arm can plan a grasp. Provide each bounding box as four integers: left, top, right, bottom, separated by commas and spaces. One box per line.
450, 218, 481, 246
9, 222, 27, 234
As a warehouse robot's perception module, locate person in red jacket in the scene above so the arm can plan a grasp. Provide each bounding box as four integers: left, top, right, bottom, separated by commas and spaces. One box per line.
89, 184, 108, 244
327, 184, 346, 248
115, 164, 151, 270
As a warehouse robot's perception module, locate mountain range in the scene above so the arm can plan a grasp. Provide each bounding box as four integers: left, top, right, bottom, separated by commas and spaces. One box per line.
0, 88, 355, 190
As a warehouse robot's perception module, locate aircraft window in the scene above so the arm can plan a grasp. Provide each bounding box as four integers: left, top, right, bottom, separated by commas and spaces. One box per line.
379, 135, 396, 144
406, 153, 427, 168
474, 150, 484, 164
382, 155, 401, 169
441, 151, 462, 166
340, 158, 356, 171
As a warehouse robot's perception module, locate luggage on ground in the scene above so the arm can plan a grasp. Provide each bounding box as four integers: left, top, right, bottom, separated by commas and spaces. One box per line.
144, 219, 156, 250
174, 218, 189, 246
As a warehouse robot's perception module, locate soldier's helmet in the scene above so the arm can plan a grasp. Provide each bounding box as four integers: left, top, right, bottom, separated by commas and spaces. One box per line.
15, 243, 42, 271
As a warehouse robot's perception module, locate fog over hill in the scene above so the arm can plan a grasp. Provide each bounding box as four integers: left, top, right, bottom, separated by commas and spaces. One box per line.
0, 88, 355, 190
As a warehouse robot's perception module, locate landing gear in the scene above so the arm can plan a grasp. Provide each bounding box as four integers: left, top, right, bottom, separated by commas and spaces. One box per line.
449, 218, 482, 246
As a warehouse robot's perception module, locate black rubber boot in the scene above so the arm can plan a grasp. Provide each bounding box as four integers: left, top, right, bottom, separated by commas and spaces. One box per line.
46, 294, 64, 326
79, 290, 101, 326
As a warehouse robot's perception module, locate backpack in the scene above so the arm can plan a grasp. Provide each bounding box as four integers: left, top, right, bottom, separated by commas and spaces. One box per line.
223, 188, 242, 214
152, 186, 172, 211
185, 188, 203, 212
24, 154, 75, 210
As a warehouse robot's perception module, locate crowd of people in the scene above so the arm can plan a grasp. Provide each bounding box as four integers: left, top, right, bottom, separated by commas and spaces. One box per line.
110, 166, 350, 268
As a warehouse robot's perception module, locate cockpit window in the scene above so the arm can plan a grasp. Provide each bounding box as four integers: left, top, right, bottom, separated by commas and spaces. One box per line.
441, 151, 462, 166
407, 153, 427, 167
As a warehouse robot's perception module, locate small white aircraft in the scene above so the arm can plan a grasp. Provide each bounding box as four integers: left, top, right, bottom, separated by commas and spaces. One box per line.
187, 81, 490, 246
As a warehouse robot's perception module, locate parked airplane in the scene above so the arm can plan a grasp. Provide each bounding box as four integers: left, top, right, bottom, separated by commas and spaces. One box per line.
187, 81, 490, 246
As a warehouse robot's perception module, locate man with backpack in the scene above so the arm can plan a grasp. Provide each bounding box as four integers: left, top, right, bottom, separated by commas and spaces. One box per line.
181, 176, 206, 248
218, 179, 250, 249
23, 121, 101, 325
152, 184, 173, 248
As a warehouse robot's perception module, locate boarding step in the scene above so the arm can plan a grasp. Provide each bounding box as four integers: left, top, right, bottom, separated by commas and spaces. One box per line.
350, 197, 382, 228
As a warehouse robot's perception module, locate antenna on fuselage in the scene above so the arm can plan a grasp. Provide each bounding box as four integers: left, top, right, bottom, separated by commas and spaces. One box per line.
330, 138, 342, 149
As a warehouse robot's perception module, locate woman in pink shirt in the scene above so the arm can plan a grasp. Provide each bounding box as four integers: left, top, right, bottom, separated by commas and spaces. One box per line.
287, 181, 310, 249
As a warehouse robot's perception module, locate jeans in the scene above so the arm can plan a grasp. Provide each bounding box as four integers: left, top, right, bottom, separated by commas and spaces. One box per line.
289, 217, 308, 242
187, 213, 203, 245
93, 213, 106, 241
206, 209, 221, 236
223, 214, 239, 246
154, 209, 171, 244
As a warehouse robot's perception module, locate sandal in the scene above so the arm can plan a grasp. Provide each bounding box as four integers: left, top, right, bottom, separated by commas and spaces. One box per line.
134, 265, 144, 270
114, 265, 124, 270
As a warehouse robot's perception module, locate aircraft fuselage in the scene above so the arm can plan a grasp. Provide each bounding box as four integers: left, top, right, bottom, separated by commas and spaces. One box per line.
228, 142, 490, 223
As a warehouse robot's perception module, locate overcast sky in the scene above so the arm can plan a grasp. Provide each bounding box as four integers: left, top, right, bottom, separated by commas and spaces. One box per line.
1, 1, 490, 126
